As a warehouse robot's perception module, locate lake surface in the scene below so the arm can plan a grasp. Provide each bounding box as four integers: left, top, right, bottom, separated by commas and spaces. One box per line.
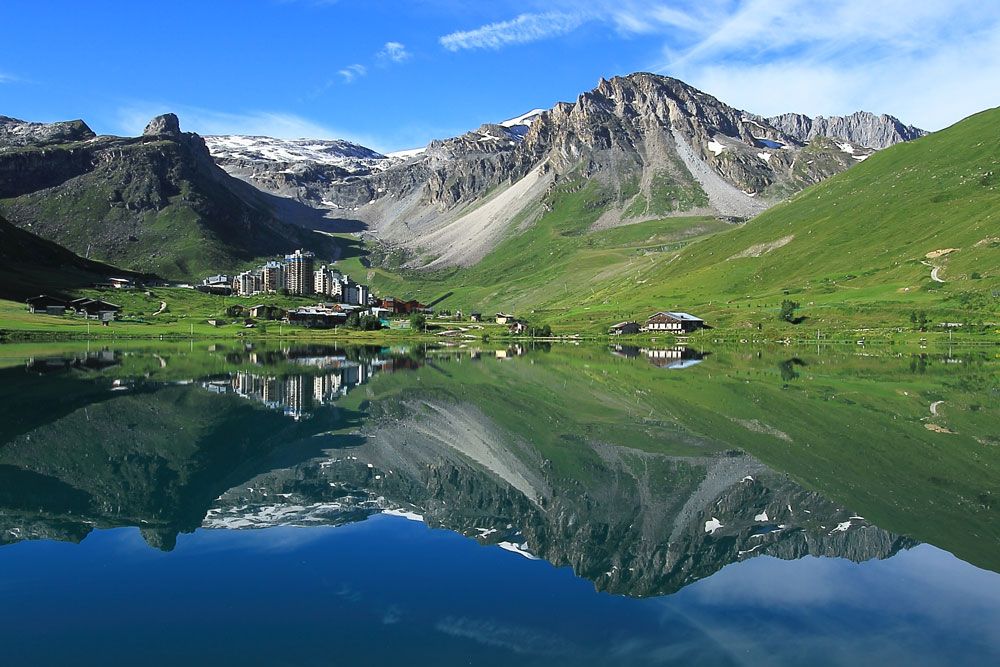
0, 341, 997, 666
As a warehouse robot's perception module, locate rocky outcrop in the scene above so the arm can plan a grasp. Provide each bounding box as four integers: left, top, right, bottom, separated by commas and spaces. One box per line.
767, 111, 927, 149
0, 115, 96, 148
143, 112, 181, 137
0, 114, 336, 278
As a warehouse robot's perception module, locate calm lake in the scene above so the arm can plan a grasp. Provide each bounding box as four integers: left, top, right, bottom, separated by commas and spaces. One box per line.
0, 341, 997, 666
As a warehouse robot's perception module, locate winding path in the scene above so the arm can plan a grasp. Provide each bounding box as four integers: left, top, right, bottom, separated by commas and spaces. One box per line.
151, 300, 168, 316
920, 261, 946, 283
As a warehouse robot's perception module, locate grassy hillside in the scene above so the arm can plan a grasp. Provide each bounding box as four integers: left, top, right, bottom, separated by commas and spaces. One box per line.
0, 213, 148, 301
344, 109, 999, 335
0, 133, 337, 280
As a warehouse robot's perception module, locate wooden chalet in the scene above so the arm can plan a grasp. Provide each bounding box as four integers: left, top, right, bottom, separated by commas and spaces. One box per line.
25, 295, 70, 315
608, 321, 640, 336
644, 311, 705, 333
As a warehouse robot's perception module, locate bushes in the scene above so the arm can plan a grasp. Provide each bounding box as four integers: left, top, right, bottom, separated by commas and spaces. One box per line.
778, 300, 800, 323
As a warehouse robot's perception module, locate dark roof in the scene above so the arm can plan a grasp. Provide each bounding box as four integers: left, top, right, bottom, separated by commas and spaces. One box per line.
26, 294, 69, 306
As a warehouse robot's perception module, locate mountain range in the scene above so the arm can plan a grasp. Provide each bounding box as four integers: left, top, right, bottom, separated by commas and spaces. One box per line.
0, 72, 927, 287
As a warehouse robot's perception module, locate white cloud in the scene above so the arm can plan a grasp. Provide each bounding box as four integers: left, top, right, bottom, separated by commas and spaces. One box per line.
440, 12, 589, 51
0, 71, 17, 83
338, 63, 367, 83
378, 41, 411, 63
653, 0, 1000, 130
114, 103, 375, 143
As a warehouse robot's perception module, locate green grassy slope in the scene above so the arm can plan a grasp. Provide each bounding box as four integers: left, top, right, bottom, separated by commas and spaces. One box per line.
575, 107, 1000, 330
0, 135, 336, 280
337, 177, 732, 318
0, 213, 148, 301
343, 109, 999, 335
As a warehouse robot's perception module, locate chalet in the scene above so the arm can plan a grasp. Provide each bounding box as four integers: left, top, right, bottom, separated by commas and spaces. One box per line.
469, 312, 482, 323
25, 295, 69, 315
644, 312, 705, 333
380, 298, 428, 315
70, 298, 122, 319
608, 321, 640, 336
508, 320, 529, 335
108, 277, 135, 289
285, 306, 348, 329
495, 312, 516, 325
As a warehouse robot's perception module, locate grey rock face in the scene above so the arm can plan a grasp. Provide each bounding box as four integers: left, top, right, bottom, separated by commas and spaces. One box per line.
768, 111, 927, 149
0, 115, 95, 149
143, 113, 181, 137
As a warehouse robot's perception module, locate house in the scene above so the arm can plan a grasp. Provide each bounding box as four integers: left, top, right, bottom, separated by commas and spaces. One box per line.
495, 312, 515, 325
608, 321, 640, 336
108, 277, 135, 289
207, 319, 221, 327
25, 295, 69, 315
380, 298, 428, 314
469, 311, 482, 322
508, 320, 529, 335
70, 298, 122, 319
644, 312, 705, 333
247, 304, 267, 319
285, 306, 348, 328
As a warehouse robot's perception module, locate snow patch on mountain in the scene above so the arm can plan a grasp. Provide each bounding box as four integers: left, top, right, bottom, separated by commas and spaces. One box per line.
205, 134, 386, 166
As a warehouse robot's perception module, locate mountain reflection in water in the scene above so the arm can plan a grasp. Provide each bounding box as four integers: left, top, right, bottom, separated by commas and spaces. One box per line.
0, 341, 997, 665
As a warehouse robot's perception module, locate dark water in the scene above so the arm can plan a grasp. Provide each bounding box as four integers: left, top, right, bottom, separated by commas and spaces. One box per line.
0, 342, 997, 666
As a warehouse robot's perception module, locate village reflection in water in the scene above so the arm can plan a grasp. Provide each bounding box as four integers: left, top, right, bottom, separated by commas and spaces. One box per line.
1, 342, 997, 594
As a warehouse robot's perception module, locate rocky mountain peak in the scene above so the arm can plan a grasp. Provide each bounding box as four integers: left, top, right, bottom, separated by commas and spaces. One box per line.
143, 113, 182, 138
0, 116, 95, 148
767, 110, 926, 149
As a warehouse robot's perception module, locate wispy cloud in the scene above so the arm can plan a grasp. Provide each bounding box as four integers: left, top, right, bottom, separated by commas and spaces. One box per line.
645, 0, 1000, 130
114, 103, 377, 143
338, 63, 367, 83
0, 70, 18, 83
440, 12, 589, 51
378, 41, 411, 63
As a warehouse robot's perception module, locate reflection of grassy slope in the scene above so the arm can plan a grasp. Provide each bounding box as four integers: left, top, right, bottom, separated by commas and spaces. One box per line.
348, 345, 999, 571
0, 381, 355, 547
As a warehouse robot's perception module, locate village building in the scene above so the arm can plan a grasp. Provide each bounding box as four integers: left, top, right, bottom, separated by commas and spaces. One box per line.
644, 312, 705, 333
285, 249, 315, 295
469, 311, 482, 322
495, 312, 516, 325
69, 298, 121, 322
262, 261, 287, 293
608, 321, 641, 336
25, 295, 70, 315
108, 277, 135, 289
508, 320, 529, 335
233, 270, 262, 296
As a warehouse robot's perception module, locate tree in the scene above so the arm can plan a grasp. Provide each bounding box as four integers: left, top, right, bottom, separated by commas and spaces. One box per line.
778, 299, 800, 323
910, 310, 929, 331
409, 313, 427, 332
359, 314, 382, 331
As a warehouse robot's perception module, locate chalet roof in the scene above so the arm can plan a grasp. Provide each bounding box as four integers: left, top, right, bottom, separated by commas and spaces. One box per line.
26, 294, 69, 306
648, 311, 703, 322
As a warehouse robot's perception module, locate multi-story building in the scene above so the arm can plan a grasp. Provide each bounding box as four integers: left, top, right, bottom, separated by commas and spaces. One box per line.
233, 270, 262, 296
313, 265, 343, 298
262, 261, 286, 293
285, 249, 315, 295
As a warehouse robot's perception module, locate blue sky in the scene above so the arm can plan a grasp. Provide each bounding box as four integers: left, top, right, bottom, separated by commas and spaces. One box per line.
2, 0, 999, 152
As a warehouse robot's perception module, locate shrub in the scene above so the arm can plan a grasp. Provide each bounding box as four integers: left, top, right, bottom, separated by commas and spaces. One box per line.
778, 300, 800, 323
